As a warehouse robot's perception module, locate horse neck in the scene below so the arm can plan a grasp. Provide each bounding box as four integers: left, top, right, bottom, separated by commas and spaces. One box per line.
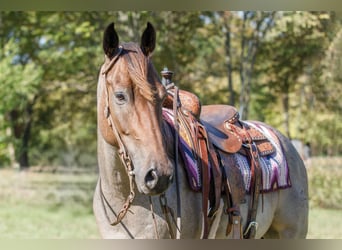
161, 118, 176, 159
97, 130, 131, 201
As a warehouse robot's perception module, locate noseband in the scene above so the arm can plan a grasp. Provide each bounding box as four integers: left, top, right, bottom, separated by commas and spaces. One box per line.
100, 46, 136, 226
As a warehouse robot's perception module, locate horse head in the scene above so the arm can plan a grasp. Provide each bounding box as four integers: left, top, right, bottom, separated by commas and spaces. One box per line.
98, 22, 173, 196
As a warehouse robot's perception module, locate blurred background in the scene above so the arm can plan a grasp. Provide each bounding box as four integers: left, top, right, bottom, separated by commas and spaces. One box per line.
0, 11, 341, 238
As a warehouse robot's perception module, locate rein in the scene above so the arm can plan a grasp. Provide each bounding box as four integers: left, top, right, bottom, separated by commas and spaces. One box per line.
166, 83, 182, 238
99, 46, 178, 238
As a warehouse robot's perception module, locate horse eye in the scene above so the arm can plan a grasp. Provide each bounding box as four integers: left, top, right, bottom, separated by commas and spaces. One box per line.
114, 92, 127, 104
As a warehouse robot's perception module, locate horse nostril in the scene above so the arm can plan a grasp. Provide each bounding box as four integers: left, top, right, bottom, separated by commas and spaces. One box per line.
145, 168, 158, 189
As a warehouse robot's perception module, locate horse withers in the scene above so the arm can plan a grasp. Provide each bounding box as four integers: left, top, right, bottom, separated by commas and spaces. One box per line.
93, 22, 309, 239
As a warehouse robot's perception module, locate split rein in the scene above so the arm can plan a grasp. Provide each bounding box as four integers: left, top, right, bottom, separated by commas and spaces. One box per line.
99, 47, 181, 239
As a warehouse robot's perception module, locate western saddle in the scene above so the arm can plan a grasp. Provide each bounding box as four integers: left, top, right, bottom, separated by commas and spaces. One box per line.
161, 68, 275, 239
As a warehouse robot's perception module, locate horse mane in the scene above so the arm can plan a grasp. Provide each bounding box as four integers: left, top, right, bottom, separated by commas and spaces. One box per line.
121, 42, 158, 103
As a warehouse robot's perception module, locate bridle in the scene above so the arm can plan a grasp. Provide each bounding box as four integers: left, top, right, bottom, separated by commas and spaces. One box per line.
100, 46, 136, 226
98, 46, 180, 238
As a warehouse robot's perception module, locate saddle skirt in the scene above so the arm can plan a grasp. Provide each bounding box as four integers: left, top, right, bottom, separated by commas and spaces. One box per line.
162, 108, 291, 193
233, 121, 291, 192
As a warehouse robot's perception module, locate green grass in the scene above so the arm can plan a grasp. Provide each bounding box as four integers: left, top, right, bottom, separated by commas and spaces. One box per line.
307, 207, 342, 239
306, 157, 342, 210
0, 201, 99, 238
0, 169, 99, 238
0, 157, 341, 238
305, 157, 342, 239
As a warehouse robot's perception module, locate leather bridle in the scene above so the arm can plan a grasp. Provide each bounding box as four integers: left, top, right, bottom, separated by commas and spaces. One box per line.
100, 46, 136, 226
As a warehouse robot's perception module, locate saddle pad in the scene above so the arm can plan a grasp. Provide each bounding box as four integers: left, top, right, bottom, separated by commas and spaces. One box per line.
235, 121, 291, 192
163, 108, 202, 191
163, 108, 291, 193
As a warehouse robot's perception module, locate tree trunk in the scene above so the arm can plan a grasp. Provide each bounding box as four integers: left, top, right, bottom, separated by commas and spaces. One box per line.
19, 100, 36, 170
281, 81, 291, 139
239, 12, 248, 119
221, 11, 235, 106
239, 12, 275, 120
225, 26, 235, 106
128, 12, 140, 42
18, 117, 32, 170
5, 127, 17, 168
8, 101, 35, 170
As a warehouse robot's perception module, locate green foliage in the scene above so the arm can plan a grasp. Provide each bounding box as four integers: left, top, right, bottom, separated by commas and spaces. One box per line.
0, 12, 105, 167
0, 36, 43, 167
0, 39, 43, 112
0, 11, 341, 168
259, 12, 328, 88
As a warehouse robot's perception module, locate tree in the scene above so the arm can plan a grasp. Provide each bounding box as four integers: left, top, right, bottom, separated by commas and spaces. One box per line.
256, 12, 331, 139
0, 37, 43, 168
1, 11, 341, 168
0, 12, 107, 169
311, 18, 342, 155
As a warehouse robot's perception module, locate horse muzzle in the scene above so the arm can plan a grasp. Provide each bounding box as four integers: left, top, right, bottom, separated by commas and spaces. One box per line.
137, 163, 174, 195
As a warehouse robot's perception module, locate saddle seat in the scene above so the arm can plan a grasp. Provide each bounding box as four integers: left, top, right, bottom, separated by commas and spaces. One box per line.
200, 105, 275, 156
163, 89, 202, 119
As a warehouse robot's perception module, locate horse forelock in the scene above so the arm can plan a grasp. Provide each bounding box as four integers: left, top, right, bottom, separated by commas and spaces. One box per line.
121, 43, 158, 103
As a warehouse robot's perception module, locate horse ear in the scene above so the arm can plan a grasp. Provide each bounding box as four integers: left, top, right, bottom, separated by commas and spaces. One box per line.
141, 22, 156, 56
103, 22, 119, 58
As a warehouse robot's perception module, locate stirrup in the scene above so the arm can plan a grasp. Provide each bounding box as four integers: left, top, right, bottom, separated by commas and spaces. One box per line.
243, 221, 258, 237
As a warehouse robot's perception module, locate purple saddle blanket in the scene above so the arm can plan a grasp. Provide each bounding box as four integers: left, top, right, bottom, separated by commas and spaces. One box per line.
162, 108, 291, 193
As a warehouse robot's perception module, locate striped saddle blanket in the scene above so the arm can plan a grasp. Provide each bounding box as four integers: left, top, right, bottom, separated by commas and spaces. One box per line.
162, 108, 291, 193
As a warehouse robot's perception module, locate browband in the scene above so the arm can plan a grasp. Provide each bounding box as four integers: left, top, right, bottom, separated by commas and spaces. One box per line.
101, 46, 123, 75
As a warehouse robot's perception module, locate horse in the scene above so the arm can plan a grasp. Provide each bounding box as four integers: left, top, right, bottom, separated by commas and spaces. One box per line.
93, 22, 309, 239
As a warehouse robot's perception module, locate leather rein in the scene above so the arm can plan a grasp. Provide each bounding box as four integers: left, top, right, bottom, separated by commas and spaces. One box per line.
99, 47, 178, 238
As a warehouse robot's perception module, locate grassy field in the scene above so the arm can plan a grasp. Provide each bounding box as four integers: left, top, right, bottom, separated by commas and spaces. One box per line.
0, 157, 341, 239
305, 157, 342, 239
0, 168, 99, 238
307, 207, 342, 239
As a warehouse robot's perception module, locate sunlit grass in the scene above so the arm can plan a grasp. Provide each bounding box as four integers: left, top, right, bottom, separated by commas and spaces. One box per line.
307, 207, 342, 239
0, 157, 341, 238
306, 157, 342, 210
0, 201, 99, 238
0, 168, 99, 238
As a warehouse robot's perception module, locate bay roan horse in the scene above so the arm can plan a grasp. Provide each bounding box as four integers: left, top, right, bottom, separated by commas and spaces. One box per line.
93, 22, 309, 239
